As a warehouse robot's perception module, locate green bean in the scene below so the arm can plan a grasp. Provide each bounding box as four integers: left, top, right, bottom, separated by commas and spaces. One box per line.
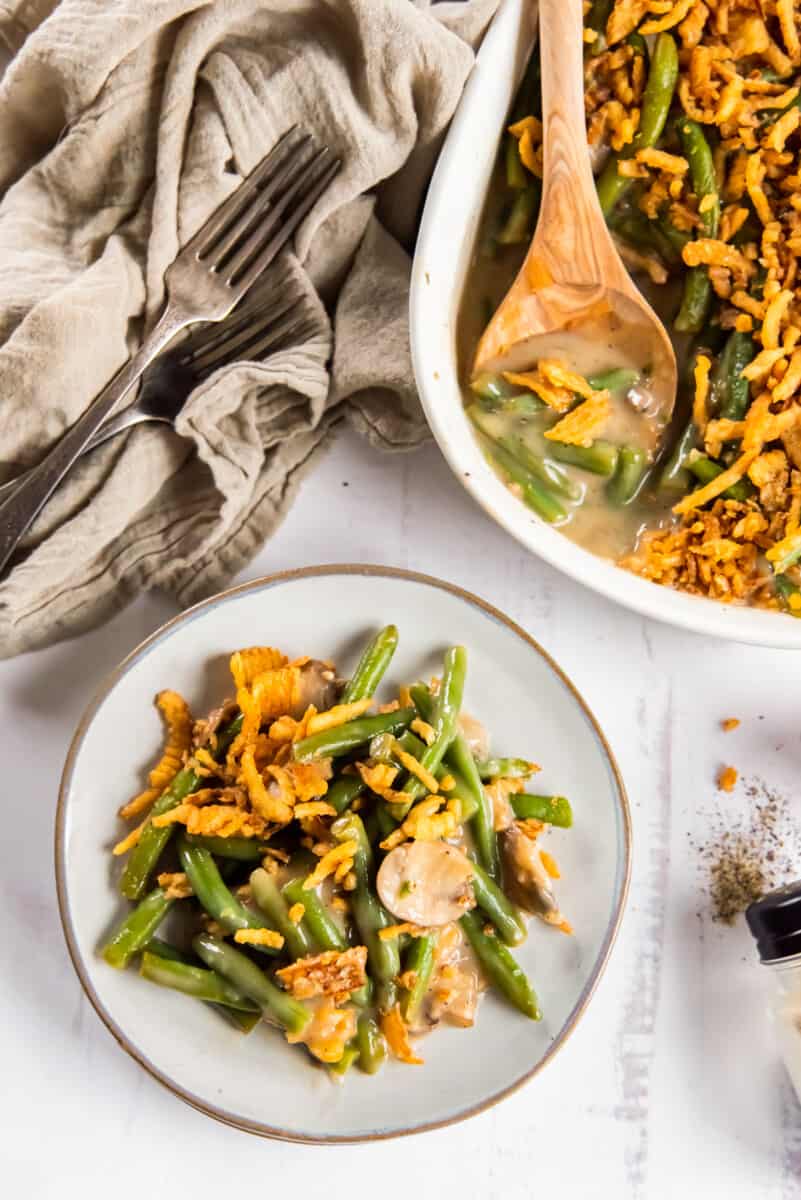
332, 814, 399, 1008
659, 419, 697, 491
250, 868, 315, 959
144, 937, 191, 964
177, 835, 278, 948
407, 683, 497, 874
769, 530, 801, 574
390, 647, 467, 820
475, 757, 538, 781
498, 435, 583, 501
548, 439, 619, 476
145, 938, 261, 1031
184, 834, 269, 862
329, 1042, 360, 1078
657, 214, 692, 257
471, 861, 526, 946
356, 1013, 387, 1074
326, 775, 366, 815
380, 726, 479, 825
459, 911, 541, 1020
500, 393, 546, 415
715, 331, 754, 421
292, 708, 415, 761
283, 877, 347, 952
470, 373, 521, 403
341, 625, 399, 704
102, 887, 174, 969
686, 454, 754, 502
351, 975, 374, 1009
511, 794, 573, 828
497, 184, 540, 245
596, 33, 679, 217
400, 934, 438, 1024
193, 934, 310, 1035
774, 574, 801, 616
612, 212, 673, 265
485, 439, 568, 524
119, 713, 244, 901
626, 31, 648, 60
505, 133, 528, 189
586, 368, 641, 393
585, 0, 613, 53
606, 445, 648, 505
140, 951, 261, 1011
675, 120, 720, 333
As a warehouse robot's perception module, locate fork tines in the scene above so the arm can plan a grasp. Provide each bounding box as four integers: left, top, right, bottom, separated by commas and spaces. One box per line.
188, 127, 341, 296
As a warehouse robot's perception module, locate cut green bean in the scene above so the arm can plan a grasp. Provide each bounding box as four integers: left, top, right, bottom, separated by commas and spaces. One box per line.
497, 183, 540, 245
686, 454, 754, 502
716, 330, 754, 421
140, 952, 261, 1012
505, 133, 528, 189
410, 683, 498, 876
500, 393, 546, 415
586, 368, 641, 393
400, 933, 438, 1024
332, 813, 399, 1008
511, 794, 574, 828
675, 119, 720, 333
292, 708, 415, 761
250, 868, 315, 959
356, 1012, 387, 1074
119, 713, 244, 901
606, 445, 648, 505
498, 435, 583, 501
144, 939, 260, 1031
548, 439, 619, 476
326, 775, 366, 815
102, 887, 174, 969
484, 438, 568, 524
470, 373, 521, 403
329, 1043, 360, 1078
390, 647, 467, 820
460, 911, 541, 1020
596, 33, 679, 216
283, 877, 347, 952
193, 935, 310, 1035
471, 860, 527, 946
659, 419, 697, 491
184, 834, 269, 862
341, 625, 399, 704
475, 757, 538, 781
177, 835, 278, 947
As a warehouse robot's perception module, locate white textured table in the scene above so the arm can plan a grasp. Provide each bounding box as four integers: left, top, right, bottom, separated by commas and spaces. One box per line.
3, 428, 800, 1198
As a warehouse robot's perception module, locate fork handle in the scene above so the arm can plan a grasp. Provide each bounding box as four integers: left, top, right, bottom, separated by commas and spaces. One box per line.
0, 304, 191, 575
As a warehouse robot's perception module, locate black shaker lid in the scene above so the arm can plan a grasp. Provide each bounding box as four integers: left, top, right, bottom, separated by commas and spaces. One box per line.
746, 881, 801, 962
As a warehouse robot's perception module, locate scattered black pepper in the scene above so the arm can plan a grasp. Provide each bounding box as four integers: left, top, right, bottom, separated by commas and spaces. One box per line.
695, 778, 800, 925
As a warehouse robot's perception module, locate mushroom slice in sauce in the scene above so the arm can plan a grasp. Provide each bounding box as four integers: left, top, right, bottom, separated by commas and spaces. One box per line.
456, 711, 490, 761
294, 660, 339, 716
500, 823, 564, 924
377, 842, 475, 927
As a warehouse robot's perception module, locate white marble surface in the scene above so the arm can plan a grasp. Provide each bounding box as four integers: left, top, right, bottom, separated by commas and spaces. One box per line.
2, 427, 800, 1198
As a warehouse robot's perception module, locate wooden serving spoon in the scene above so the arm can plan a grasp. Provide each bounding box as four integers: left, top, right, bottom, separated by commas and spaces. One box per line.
474, 0, 677, 438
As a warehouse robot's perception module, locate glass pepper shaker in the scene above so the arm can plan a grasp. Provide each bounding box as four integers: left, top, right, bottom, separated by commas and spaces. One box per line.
746, 882, 801, 1103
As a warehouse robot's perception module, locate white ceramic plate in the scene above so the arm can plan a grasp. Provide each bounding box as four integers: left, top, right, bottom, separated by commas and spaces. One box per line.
410, 0, 801, 649
56, 565, 630, 1142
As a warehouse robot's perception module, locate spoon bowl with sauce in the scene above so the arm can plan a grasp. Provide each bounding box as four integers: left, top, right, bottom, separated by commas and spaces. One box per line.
474, 0, 677, 452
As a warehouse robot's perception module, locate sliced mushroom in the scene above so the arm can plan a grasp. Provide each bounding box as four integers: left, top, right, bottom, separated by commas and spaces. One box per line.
294, 660, 339, 716
499, 824, 559, 918
457, 711, 490, 761
377, 842, 475, 927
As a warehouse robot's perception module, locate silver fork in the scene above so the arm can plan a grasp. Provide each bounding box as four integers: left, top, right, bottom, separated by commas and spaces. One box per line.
0, 280, 317, 503
0, 126, 340, 574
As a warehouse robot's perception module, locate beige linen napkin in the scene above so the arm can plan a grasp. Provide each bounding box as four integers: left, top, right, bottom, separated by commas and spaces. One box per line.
0, 0, 499, 656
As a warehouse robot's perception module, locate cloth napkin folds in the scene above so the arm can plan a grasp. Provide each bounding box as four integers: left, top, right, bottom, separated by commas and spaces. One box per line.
0, 0, 499, 656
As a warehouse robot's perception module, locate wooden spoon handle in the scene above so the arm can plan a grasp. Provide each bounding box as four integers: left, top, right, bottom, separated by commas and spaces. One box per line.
536, 0, 614, 279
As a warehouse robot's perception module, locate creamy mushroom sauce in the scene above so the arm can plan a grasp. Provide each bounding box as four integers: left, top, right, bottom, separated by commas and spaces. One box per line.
459, 166, 681, 561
